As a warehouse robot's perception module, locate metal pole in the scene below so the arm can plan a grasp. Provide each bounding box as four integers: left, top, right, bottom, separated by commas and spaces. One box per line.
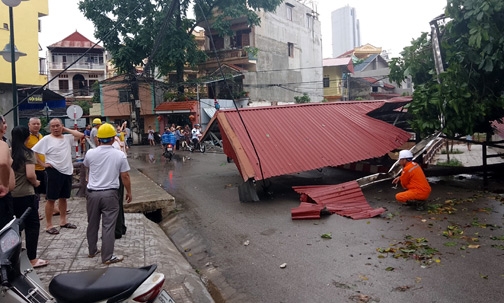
74, 106, 79, 157
9, 6, 18, 126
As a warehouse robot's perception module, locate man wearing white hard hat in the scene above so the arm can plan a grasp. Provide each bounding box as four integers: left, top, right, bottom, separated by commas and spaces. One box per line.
392, 150, 431, 208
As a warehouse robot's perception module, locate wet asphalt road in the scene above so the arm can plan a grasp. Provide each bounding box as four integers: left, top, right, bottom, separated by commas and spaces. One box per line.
128, 146, 504, 303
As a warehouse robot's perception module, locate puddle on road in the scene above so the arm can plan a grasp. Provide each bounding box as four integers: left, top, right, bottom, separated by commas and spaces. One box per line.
131, 152, 194, 192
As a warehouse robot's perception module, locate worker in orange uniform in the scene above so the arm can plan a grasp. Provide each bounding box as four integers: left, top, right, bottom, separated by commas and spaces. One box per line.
392, 150, 431, 209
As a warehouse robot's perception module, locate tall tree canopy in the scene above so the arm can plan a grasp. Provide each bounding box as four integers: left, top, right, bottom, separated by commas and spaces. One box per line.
389, 0, 504, 138
78, 0, 282, 79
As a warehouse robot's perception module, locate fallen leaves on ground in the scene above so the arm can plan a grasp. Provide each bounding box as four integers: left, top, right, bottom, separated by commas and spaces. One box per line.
321, 233, 332, 239
376, 235, 439, 266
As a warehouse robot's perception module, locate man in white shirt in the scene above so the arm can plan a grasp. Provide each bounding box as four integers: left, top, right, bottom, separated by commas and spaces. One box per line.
32, 118, 84, 235
84, 123, 132, 264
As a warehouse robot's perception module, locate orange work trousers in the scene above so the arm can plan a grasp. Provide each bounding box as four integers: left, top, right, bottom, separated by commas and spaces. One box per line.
396, 190, 430, 203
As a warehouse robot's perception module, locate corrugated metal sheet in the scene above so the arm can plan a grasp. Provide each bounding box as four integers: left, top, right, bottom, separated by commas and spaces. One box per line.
206, 101, 411, 182
292, 181, 386, 220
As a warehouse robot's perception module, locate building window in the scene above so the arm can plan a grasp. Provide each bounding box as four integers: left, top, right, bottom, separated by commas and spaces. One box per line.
306, 14, 313, 29
323, 77, 330, 88
88, 79, 97, 88
286, 3, 293, 21
288, 43, 294, 58
39, 58, 46, 75
38, 19, 41, 32
3, 23, 8, 30
58, 80, 69, 91
118, 90, 130, 103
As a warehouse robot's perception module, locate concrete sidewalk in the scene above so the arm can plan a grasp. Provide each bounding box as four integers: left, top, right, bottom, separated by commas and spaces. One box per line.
35, 167, 214, 303
433, 141, 503, 166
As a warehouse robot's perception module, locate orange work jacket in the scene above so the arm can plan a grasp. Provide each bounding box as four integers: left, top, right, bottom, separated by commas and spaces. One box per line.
400, 161, 431, 196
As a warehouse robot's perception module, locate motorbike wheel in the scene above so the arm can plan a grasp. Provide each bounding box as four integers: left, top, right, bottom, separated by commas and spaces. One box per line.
168, 153, 173, 161
199, 144, 206, 153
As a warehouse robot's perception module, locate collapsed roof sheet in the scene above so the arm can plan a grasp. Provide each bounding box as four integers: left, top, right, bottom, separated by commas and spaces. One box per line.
292, 181, 386, 220
204, 100, 411, 182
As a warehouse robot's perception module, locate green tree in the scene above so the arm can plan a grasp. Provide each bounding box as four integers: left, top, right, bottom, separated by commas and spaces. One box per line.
294, 93, 310, 104
78, 0, 282, 93
389, 0, 504, 141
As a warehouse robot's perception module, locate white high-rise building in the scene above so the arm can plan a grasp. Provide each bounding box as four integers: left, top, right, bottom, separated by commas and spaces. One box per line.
331, 5, 361, 57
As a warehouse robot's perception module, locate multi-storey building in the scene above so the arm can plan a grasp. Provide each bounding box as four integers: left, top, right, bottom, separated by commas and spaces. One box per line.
199, 0, 323, 104
46, 31, 107, 101
331, 5, 361, 58
0, 0, 48, 128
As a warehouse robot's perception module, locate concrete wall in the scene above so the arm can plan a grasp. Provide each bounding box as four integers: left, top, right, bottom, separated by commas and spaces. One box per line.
245, 1, 323, 103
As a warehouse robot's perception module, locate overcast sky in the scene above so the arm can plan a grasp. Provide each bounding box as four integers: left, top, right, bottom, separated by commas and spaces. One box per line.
39, 0, 447, 59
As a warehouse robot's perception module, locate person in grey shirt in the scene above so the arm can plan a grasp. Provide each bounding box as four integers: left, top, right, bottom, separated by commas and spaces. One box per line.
90, 118, 102, 148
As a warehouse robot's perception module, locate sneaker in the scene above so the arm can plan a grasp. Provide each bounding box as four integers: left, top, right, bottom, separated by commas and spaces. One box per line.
103, 255, 124, 265
88, 249, 101, 258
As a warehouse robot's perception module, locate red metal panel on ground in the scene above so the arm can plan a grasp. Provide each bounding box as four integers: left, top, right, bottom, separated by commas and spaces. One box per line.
214, 101, 411, 181
292, 181, 386, 220
291, 202, 324, 220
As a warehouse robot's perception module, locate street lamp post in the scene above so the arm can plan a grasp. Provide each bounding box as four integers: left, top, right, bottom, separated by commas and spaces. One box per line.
41, 104, 52, 122
1, 0, 28, 127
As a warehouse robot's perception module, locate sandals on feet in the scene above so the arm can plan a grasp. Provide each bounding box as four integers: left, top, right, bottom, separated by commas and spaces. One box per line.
60, 223, 77, 229
31, 259, 49, 268
45, 227, 59, 235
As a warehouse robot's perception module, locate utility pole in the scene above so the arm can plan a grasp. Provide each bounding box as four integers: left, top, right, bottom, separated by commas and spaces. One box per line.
129, 73, 141, 144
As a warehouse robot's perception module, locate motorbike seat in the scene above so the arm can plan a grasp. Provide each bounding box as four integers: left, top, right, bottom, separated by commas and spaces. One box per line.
49, 264, 157, 303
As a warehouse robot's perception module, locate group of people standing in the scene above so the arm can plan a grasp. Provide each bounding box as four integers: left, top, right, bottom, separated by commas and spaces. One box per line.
157, 123, 203, 152
0, 115, 132, 267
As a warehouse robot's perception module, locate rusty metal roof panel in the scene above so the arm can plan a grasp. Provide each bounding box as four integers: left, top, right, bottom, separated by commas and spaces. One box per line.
216, 101, 411, 181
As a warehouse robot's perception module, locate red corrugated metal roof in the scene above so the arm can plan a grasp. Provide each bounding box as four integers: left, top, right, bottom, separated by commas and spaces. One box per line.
206, 101, 411, 182
492, 120, 504, 138
48, 31, 103, 49
292, 181, 386, 220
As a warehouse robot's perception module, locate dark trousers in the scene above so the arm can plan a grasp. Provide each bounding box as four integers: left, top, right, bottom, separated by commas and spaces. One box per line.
0, 193, 13, 230
12, 195, 39, 260
115, 177, 126, 238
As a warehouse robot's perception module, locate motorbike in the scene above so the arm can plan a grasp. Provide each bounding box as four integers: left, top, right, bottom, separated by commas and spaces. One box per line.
0, 208, 175, 303
163, 143, 174, 161
188, 138, 206, 153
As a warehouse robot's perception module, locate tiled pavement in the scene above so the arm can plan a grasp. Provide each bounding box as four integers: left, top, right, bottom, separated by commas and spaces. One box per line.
34, 167, 214, 303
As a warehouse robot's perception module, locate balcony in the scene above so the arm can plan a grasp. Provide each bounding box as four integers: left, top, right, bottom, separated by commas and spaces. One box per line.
203, 48, 256, 69
49, 62, 106, 71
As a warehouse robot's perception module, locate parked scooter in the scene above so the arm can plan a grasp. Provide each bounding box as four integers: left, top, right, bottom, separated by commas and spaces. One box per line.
163, 143, 174, 161
0, 208, 175, 303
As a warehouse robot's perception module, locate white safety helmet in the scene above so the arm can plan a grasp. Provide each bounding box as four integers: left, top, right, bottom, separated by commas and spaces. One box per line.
398, 150, 413, 160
